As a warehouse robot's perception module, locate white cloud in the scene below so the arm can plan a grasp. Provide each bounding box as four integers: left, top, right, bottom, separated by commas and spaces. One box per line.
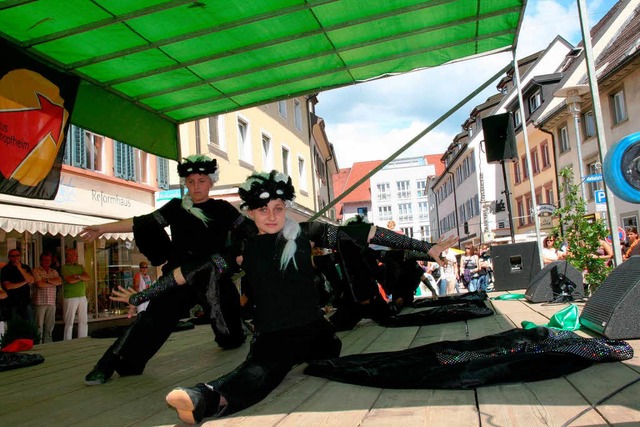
316, 0, 616, 169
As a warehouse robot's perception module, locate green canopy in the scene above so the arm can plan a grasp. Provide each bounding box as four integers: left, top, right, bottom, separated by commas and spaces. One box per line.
0, 0, 526, 160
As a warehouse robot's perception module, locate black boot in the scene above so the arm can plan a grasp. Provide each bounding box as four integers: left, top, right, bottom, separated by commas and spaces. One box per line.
84, 350, 117, 385
166, 383, 220, 424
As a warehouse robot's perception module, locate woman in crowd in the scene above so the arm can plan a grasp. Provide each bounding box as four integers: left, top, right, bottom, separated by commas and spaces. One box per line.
112, 170, 456, 424
542, 235, 566, 265
459, 244, 480, 292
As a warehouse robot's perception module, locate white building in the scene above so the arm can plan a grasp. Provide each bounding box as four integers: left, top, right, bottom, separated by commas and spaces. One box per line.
370, 156, 441, 240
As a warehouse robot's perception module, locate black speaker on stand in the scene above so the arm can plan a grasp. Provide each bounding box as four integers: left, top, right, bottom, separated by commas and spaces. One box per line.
491, 242, 541, 291
482, 113, 518, 163
525, 261, 584, 303
580, 256, 640, 339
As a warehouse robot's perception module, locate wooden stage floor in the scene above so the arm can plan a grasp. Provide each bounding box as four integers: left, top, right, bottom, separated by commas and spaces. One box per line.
2, 291, 640, 427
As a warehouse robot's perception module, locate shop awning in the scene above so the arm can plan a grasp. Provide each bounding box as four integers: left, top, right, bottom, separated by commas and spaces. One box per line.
0, 204, 133, 241
0, 0, 526, 160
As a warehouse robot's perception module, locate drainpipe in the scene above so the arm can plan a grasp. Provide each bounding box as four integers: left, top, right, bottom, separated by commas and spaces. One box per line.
431, 186, 440, 241
446, 171, 461, 248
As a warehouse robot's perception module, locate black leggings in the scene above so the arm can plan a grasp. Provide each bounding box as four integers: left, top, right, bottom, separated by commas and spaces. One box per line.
208, 318, 341, 416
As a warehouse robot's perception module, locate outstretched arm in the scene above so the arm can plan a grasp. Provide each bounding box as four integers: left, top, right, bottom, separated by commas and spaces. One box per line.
80, 218, 134, 242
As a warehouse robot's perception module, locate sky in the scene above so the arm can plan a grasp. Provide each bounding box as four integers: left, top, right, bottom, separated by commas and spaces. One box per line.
315, 0, 618, 169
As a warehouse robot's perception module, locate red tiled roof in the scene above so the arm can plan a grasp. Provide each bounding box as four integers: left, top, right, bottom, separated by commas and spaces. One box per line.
424, 154, 445, 176
334, 160, 382, 204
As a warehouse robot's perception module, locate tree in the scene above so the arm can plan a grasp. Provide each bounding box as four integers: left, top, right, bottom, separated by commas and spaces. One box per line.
552, 167, 612, 295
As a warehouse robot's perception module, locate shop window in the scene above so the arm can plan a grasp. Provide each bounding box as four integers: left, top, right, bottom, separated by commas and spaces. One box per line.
157, 157, 169, 189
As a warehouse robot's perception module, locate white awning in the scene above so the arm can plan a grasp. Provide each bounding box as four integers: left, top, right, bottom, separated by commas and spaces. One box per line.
0, 204, 133, 241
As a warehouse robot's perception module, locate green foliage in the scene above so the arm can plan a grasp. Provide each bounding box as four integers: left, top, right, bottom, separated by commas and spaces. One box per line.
551, 167, 612, 295
0, 317, 40, 348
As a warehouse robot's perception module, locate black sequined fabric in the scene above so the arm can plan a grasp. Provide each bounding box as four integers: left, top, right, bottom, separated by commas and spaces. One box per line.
305, 327, 633, 389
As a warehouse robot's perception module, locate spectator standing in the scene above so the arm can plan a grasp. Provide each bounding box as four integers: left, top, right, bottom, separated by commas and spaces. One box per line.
459, 245, 480, 292
1, 249, 35, 323
440, 250, 459, 294
478, 244, 493, 292
132, 261, 152, 313
623, 226, 640, 260
60, 248, 90, 340
32, 251, 63, 343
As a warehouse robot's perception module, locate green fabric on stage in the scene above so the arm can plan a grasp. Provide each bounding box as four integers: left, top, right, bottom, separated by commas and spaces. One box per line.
522, 304, 581, 331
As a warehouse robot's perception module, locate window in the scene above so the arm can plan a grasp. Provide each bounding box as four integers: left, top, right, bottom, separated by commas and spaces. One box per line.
514, 109, 521, 127
278, 100, 287, 118
396, 180, 410, 199
611, 89, 627, 124
297, 156, 307, 191
114, 140, 136, 181
207, 115, 225, 151
419, 225, 429, 240
418, 201, 428, 221
157, 157, 169, 189
525, 195, 533, 224
544, 185, 554, 205
513, 162, 521, 183
528, 90, 542, 113
401, 227, 414, 237
583, 111, 596, 139
293, 99, 302, 130
559, 125, 570, 153
377, 183, 391, 201
313, 148, 326, 181
281, 146, 290, 176
541, 142, 550, 168
398, 203, 413, 223
237, 118, 251, 163
378, 206, 392, 221
521, 155, 529, 179
261, 134, 273, 170
357, 207, 368, 217
531, 149, 540, 174
64, 125, 102, 172
416, 179, 427, 198
517, 198, 525, 226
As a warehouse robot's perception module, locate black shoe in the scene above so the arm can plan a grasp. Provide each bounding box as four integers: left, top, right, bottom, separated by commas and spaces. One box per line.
84, 365, 114, 385
166, 383, 220, 424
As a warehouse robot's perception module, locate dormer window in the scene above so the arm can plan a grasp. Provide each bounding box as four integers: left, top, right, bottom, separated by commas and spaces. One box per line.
513, 109, 521, 127
528, 90, 542, 113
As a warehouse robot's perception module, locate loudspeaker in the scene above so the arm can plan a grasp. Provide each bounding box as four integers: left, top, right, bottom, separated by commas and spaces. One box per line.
482, 113, 518, 164
580, 256, 640, 339
525, 261, 584, 303
491, 242, 541, 291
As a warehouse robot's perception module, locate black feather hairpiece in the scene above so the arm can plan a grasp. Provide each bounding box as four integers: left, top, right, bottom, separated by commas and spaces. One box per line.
238, 170, 295, 210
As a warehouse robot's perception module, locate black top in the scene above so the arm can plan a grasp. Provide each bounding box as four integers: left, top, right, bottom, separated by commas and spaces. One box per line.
157, 198, 241, 269
241, 232, 324, 333
1, 263, 32, 308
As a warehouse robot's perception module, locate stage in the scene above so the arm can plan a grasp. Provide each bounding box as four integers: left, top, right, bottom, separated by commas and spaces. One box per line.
2, 291, 639, 426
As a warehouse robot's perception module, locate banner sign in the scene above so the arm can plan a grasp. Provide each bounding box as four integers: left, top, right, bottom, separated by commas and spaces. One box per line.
0, 40, 80, 199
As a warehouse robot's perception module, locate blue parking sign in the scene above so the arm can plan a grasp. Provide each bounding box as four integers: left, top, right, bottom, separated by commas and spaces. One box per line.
594, 190, 606, 204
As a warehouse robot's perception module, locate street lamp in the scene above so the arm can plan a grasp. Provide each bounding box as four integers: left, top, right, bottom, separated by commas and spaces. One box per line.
553, 85, 590, 200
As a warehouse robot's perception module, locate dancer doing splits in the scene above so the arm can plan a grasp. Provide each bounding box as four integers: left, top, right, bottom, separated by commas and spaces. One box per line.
113, 170, 456, 423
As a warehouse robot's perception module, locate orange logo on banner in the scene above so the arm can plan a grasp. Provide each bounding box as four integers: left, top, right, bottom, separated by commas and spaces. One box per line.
0, 69, 68, 186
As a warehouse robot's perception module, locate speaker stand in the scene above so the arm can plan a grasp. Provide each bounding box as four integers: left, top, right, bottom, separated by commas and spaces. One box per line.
546, 274, 585, 305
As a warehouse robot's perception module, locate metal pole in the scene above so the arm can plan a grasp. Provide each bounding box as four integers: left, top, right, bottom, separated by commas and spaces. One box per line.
576, 0, 623, 266
512, 51, 544, 268
570, 103, 588, 200
501, 161, 516, 244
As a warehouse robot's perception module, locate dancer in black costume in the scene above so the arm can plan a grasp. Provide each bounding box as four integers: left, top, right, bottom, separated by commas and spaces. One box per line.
81, 155, 252, 385
112, 170, 456, 424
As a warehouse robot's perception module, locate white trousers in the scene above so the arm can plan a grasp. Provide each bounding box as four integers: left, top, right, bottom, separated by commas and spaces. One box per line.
35, 304, 56, 343
63, 297, 88, 340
